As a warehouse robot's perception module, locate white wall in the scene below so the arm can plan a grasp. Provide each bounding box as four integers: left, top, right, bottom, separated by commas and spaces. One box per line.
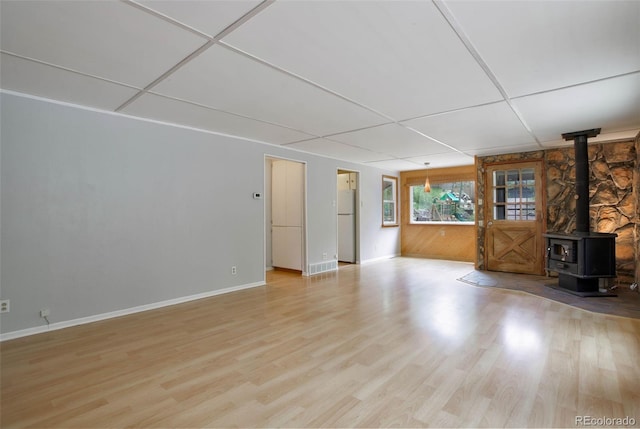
0, 92, 400, 337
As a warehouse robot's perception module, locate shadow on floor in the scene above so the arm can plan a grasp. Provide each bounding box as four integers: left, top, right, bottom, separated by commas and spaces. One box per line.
458, 270, 640, 319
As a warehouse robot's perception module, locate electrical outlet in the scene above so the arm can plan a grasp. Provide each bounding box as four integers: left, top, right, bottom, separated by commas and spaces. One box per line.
0, 300, 10, 313
322, 253, 327, 260
40, 309, 50, 318
231, 266, 237, 275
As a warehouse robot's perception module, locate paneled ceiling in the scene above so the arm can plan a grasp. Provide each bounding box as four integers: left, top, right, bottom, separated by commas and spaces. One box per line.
2, 0, 639, 170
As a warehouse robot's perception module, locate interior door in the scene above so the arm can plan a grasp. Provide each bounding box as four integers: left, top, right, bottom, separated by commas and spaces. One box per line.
485, 161, 545, 275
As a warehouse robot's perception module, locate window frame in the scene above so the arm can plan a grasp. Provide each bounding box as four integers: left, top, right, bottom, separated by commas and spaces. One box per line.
382, 175, 399, 227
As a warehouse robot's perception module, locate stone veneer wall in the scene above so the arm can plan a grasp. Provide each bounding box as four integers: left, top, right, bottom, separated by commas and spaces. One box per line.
476, 138, 638, 282
636, 133, 640, 284
546, 141, 637, 280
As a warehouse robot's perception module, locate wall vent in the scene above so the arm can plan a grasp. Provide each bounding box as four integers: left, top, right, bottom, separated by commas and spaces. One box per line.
308, 260, 338, 275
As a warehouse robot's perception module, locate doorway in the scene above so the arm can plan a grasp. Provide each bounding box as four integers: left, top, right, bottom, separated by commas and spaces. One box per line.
337, 169, 359, 264
484, 160, 545, 275
265, 156, 307, 274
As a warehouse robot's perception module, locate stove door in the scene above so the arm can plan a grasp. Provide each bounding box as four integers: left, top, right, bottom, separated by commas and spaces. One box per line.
485, 161, 545, 275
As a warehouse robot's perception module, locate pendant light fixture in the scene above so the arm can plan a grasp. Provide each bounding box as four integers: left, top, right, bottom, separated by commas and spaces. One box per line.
423, 162, 431, 193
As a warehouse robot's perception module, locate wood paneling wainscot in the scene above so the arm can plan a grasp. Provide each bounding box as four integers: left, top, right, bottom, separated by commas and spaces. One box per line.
400, 165, 476, 262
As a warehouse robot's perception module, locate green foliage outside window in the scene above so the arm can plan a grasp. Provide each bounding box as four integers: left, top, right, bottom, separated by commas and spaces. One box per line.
410, 181, 475, 223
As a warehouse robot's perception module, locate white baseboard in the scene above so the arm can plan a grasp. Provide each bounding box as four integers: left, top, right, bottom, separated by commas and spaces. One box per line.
0, 281, 265, 342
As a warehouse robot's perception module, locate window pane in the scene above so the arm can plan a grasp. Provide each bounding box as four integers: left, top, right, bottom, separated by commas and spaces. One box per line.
507, 204, 519, 220
494, 171, 505, 187
383, 183, 393, 201
409, 181, 475, 223
383, 202, 395, 222
507, 187, 520, 203
524, 204, 537, 220
521, 168, 535, 185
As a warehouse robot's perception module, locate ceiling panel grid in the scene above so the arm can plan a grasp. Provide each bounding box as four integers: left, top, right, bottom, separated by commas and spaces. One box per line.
1, 0, 638, 170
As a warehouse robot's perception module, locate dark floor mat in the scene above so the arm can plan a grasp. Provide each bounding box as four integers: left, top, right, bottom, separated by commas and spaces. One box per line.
458, 270, 640, 318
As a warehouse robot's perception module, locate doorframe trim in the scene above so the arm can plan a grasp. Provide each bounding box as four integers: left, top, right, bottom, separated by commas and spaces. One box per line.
264, 154, 309, 276
336, 168, 361, 264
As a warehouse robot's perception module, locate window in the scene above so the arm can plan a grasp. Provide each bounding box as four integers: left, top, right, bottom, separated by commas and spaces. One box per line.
410, 180, 475, 224
492, 168, 536, 221
382, 176, 398, 226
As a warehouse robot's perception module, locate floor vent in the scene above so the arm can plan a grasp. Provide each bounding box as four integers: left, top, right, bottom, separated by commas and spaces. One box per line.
308, 260, 338, 275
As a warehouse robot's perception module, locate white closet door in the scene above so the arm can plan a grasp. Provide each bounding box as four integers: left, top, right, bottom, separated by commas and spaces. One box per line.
271, 160, 287, 227
337, 173, 350, 191
285, 161, 303, 227
271, 159, 304, 271
272, 226, 302, 270
349, 172, 357, 190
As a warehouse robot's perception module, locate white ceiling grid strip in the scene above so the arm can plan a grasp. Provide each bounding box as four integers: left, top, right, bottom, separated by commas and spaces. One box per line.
115, 0, 275, 112
120, 0, 429, 153
221, 41, 470, 161
0, 51, 142, 92
432, 0, 543, 148
218, 42, 397, 124
115, 40, 215, 112
0, 53, 141, 111
128, 92, 320, 140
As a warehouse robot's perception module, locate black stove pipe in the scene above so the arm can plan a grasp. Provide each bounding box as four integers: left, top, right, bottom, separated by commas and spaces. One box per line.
562, 128, 601, 235
573, 134, 590, 233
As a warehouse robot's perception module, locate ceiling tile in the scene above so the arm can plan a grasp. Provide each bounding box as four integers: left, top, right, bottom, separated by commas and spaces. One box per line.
512, 73, 640, 143
363, 159, 424, 172
285, 139, 391, 163
463, 144, 544, 157
444, 0, 640, 97
152, 45, 387, 136
222, 1, 502, 120
402, 152, 475, 169
122, 93, 315, 145
0, 0, 207, 87
138, 0, 261, 37
402, 102, 537, 152
0, 54, 139, 111
329, 123, 452, 158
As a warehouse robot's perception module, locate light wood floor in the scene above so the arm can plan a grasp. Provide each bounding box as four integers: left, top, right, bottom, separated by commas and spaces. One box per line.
2, 257, 640, 428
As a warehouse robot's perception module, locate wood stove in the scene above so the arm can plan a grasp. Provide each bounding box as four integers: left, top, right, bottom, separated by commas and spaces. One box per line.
543, 128, 617, 294
545, 232, 617, 292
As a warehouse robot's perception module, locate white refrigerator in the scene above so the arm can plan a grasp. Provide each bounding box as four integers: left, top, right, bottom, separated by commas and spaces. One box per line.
338, 190, 356, 263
